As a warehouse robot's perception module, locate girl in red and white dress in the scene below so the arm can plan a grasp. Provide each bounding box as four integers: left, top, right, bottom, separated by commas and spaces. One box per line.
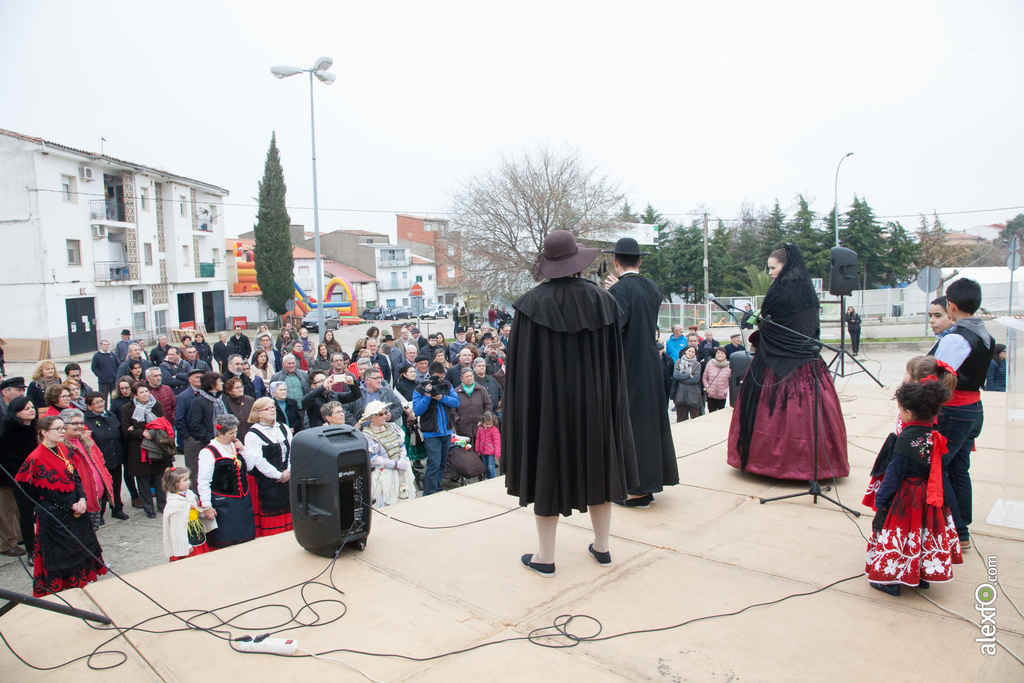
162, 467, 212, 561
862, 356, 957, 510
865, 379, 963, 596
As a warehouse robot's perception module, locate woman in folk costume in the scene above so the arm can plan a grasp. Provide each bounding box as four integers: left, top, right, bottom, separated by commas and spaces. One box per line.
162, 466, 213, 561
359, 400, 414, 509
197, 414, 256, 549
58, 409, 114, 531
15, 415, 106, 597
866, 379, 963, 596
243, 398, 293, 538
727, 243, 849, 480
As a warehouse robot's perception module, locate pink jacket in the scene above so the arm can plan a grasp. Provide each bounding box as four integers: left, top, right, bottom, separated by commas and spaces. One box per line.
475, 425, 501, 458
702, 361, 731, 401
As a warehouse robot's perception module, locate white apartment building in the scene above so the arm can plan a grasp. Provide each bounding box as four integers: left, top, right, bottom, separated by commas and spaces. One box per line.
360, 243, 437, 313
0, 129, 229, 357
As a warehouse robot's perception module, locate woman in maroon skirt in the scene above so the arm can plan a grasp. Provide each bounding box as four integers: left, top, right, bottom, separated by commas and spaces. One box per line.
16, 415, 106, 597
727, 243, 849, 480
243, 398, 292, 537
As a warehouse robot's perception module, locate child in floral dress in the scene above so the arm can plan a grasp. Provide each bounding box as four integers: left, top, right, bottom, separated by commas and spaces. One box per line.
865, 379, 963, 596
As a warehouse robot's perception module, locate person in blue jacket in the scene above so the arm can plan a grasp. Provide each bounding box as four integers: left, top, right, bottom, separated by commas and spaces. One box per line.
90, 340, 119, 402
985, 343, 1006, 392
413, 361, 460, 496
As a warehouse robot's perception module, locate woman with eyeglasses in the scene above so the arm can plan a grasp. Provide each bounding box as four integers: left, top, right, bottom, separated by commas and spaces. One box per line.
59, 409, 114, 530
360, 400, 414, 509
197, 414, 256, 548
244, 398, 293, 537
15, 415, 107, 597
43, 383, 73, 417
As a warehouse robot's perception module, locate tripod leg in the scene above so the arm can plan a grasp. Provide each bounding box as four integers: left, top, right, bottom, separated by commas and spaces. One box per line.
813, 492, 862, 517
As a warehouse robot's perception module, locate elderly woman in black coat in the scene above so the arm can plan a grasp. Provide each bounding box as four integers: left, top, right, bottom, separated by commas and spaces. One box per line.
189, 372, 226, 446
84, 391, 129, 521
0, 397, 38, 558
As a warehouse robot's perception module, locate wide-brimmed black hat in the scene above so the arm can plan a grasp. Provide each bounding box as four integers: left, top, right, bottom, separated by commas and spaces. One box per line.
531, 230, 599, 280
602, 237, 649, 257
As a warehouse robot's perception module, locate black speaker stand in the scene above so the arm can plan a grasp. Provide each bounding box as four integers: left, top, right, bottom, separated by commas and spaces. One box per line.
828, 295, 883, 387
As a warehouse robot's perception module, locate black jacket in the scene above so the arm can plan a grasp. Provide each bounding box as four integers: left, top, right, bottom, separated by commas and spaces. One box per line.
227, 334, 252, 362
188, 392, 222, 444
193, 341, 213, 365
83, 409, 123, 469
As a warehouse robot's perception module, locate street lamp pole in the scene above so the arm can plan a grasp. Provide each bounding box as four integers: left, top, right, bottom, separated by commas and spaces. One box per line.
834, 152, 853, 248
271, 57, 336, 336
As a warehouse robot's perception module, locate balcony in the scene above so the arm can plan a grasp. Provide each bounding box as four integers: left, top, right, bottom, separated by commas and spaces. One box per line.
89, 199, 127, 223
94, 261, 131, 283
199, 262, 216, 278
377, 278, 412, 292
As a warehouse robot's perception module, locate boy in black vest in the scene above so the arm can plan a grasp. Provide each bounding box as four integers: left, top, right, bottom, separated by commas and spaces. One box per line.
929, 278, 995, 549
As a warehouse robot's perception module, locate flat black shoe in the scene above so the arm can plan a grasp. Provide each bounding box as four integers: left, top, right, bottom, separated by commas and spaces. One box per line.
520, 554, 555, 577
870, 582, 901, 597
917, 580, 930, 589
622, 494, 652, 508
111, 510, 130, 520
146, 511, 157, 519
588, 544, 612, 566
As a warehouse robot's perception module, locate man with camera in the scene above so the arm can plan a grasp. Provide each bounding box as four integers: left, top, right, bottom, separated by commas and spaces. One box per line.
413, 362, 460, 495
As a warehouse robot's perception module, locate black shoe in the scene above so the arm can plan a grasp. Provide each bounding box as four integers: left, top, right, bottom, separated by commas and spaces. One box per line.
917, 580, 930, 589
27, 552, 33, 567
870, 582, 901, 597
145, 511, 156, 519
588, 544, 612, 566
520, 554, 555, 577
621, 494, 652, 508
111, 510, 130, 520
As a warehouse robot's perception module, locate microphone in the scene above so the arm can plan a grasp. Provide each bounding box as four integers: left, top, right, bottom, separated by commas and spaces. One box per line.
707, 293, 733, 312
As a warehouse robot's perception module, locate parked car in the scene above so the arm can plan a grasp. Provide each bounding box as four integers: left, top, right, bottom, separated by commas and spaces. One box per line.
381, 306, 414, 320
302, 307, 341, 332
361, 306, 384, 320
419, 304, 450, 320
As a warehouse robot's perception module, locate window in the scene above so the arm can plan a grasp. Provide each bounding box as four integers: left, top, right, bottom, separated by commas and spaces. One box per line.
298, 266, 309, 277
416, 275, 423, 283
132, 289, 145, 306
366, 238, 373, 244
182, 245, 190, 266
143, 243, 153, 266
154, 310, 167, 335
140, 188, 149, 211
386, 299, 396, 308
61, 175, 75, 202
428, 274, 433, 281
401, 271, 407, 279
133, 311, 146, 332
402, 298, 409, 306
447, 267, 455, 278
213, 248, 220, 263
179, 196, 187, 216
66, 239, 81, 266
447, 244, 455, 257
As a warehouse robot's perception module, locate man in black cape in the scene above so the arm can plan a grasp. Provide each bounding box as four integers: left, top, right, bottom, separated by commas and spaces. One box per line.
504, 231, 638, 577
603, 237, 679, 506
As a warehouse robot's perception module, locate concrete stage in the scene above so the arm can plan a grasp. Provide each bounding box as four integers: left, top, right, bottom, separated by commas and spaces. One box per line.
2, 384, 1022, 682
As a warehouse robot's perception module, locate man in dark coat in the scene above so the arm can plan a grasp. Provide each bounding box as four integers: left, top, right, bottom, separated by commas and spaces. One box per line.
213, 332, 231, 374
505, 230, 638, 577
227, 330, 252, 362
603, 237, 678, 507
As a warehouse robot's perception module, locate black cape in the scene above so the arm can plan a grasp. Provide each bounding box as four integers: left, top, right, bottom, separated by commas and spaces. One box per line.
503, 277, 639, 517
608, 273, 679, 494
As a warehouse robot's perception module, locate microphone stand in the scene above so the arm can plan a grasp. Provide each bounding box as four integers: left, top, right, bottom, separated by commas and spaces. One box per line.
708, 298, 861, 517
827, 296, 883, 386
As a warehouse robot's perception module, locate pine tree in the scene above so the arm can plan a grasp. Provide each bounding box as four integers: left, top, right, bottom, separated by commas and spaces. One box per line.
841, 195, 886, 289
639, 204, 674, 301
253, 133, 295, 315
760, 200, 787, 261
789, 195, 830, 280
880, 221, 920, 287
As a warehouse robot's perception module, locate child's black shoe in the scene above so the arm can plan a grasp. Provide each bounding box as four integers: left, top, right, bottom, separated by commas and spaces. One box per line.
870, 582, 901, 597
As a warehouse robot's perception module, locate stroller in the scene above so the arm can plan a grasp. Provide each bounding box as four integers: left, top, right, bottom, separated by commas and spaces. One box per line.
410, 434, 485, 491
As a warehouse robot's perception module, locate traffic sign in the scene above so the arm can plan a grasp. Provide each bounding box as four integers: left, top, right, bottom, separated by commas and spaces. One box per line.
1008, 252, 1022, 271
916, 266, 941, 293
1010, 235, 1021, 252
410, 283, 423, 297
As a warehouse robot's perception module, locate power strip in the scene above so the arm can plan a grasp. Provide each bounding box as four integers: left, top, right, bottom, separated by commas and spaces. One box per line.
236, 637, 298, 655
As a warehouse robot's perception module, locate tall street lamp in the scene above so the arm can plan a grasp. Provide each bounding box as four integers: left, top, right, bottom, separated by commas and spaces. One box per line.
833, 152, 854, 247
271, 57, 336, 335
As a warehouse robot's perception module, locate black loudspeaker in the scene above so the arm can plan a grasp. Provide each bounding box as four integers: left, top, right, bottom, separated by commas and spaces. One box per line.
829, 247, 859, 296
290, 425, 372, 556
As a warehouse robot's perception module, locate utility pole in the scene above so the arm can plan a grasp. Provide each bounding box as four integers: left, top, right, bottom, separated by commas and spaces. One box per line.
703, 212, 709, 329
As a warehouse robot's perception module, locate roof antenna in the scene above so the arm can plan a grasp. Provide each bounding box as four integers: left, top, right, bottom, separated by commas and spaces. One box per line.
100, 137, 107, 155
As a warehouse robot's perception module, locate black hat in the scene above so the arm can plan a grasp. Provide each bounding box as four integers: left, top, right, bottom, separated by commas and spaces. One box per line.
383, 334, 394, 341
415, 352, 432, 363
602, 237, 649, 257
188, 368, 206, 377
531, 230, 599, 280
656, 342, 665, 350
0, 376, 27, 391
121, 329, 131, 336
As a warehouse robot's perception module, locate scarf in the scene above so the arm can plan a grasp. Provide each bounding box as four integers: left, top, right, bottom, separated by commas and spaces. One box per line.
16, 443, 76, 493
676, 355, 699, 375
199, 390, 227, 419
462, 381, 476, 396
275, 398, 290, 428
34, 374, 61, 394
132, 395, 158, 423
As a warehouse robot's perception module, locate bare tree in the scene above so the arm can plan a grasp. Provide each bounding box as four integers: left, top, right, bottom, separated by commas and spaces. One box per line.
448, 145, 624, 297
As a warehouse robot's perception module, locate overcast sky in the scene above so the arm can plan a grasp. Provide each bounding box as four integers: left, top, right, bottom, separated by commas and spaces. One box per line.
2, 0, 1022, 243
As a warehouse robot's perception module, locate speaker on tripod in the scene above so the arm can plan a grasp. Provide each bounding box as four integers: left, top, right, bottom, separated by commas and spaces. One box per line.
829, 247, 858, 296
290, 425, 372, 557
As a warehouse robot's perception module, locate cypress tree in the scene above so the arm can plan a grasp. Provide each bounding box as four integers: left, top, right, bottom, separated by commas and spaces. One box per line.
253, 133, 295, 315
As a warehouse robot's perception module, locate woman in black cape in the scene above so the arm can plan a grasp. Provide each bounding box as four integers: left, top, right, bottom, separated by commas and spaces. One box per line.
726, 243, 849, 480
504, 231, 638, 577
